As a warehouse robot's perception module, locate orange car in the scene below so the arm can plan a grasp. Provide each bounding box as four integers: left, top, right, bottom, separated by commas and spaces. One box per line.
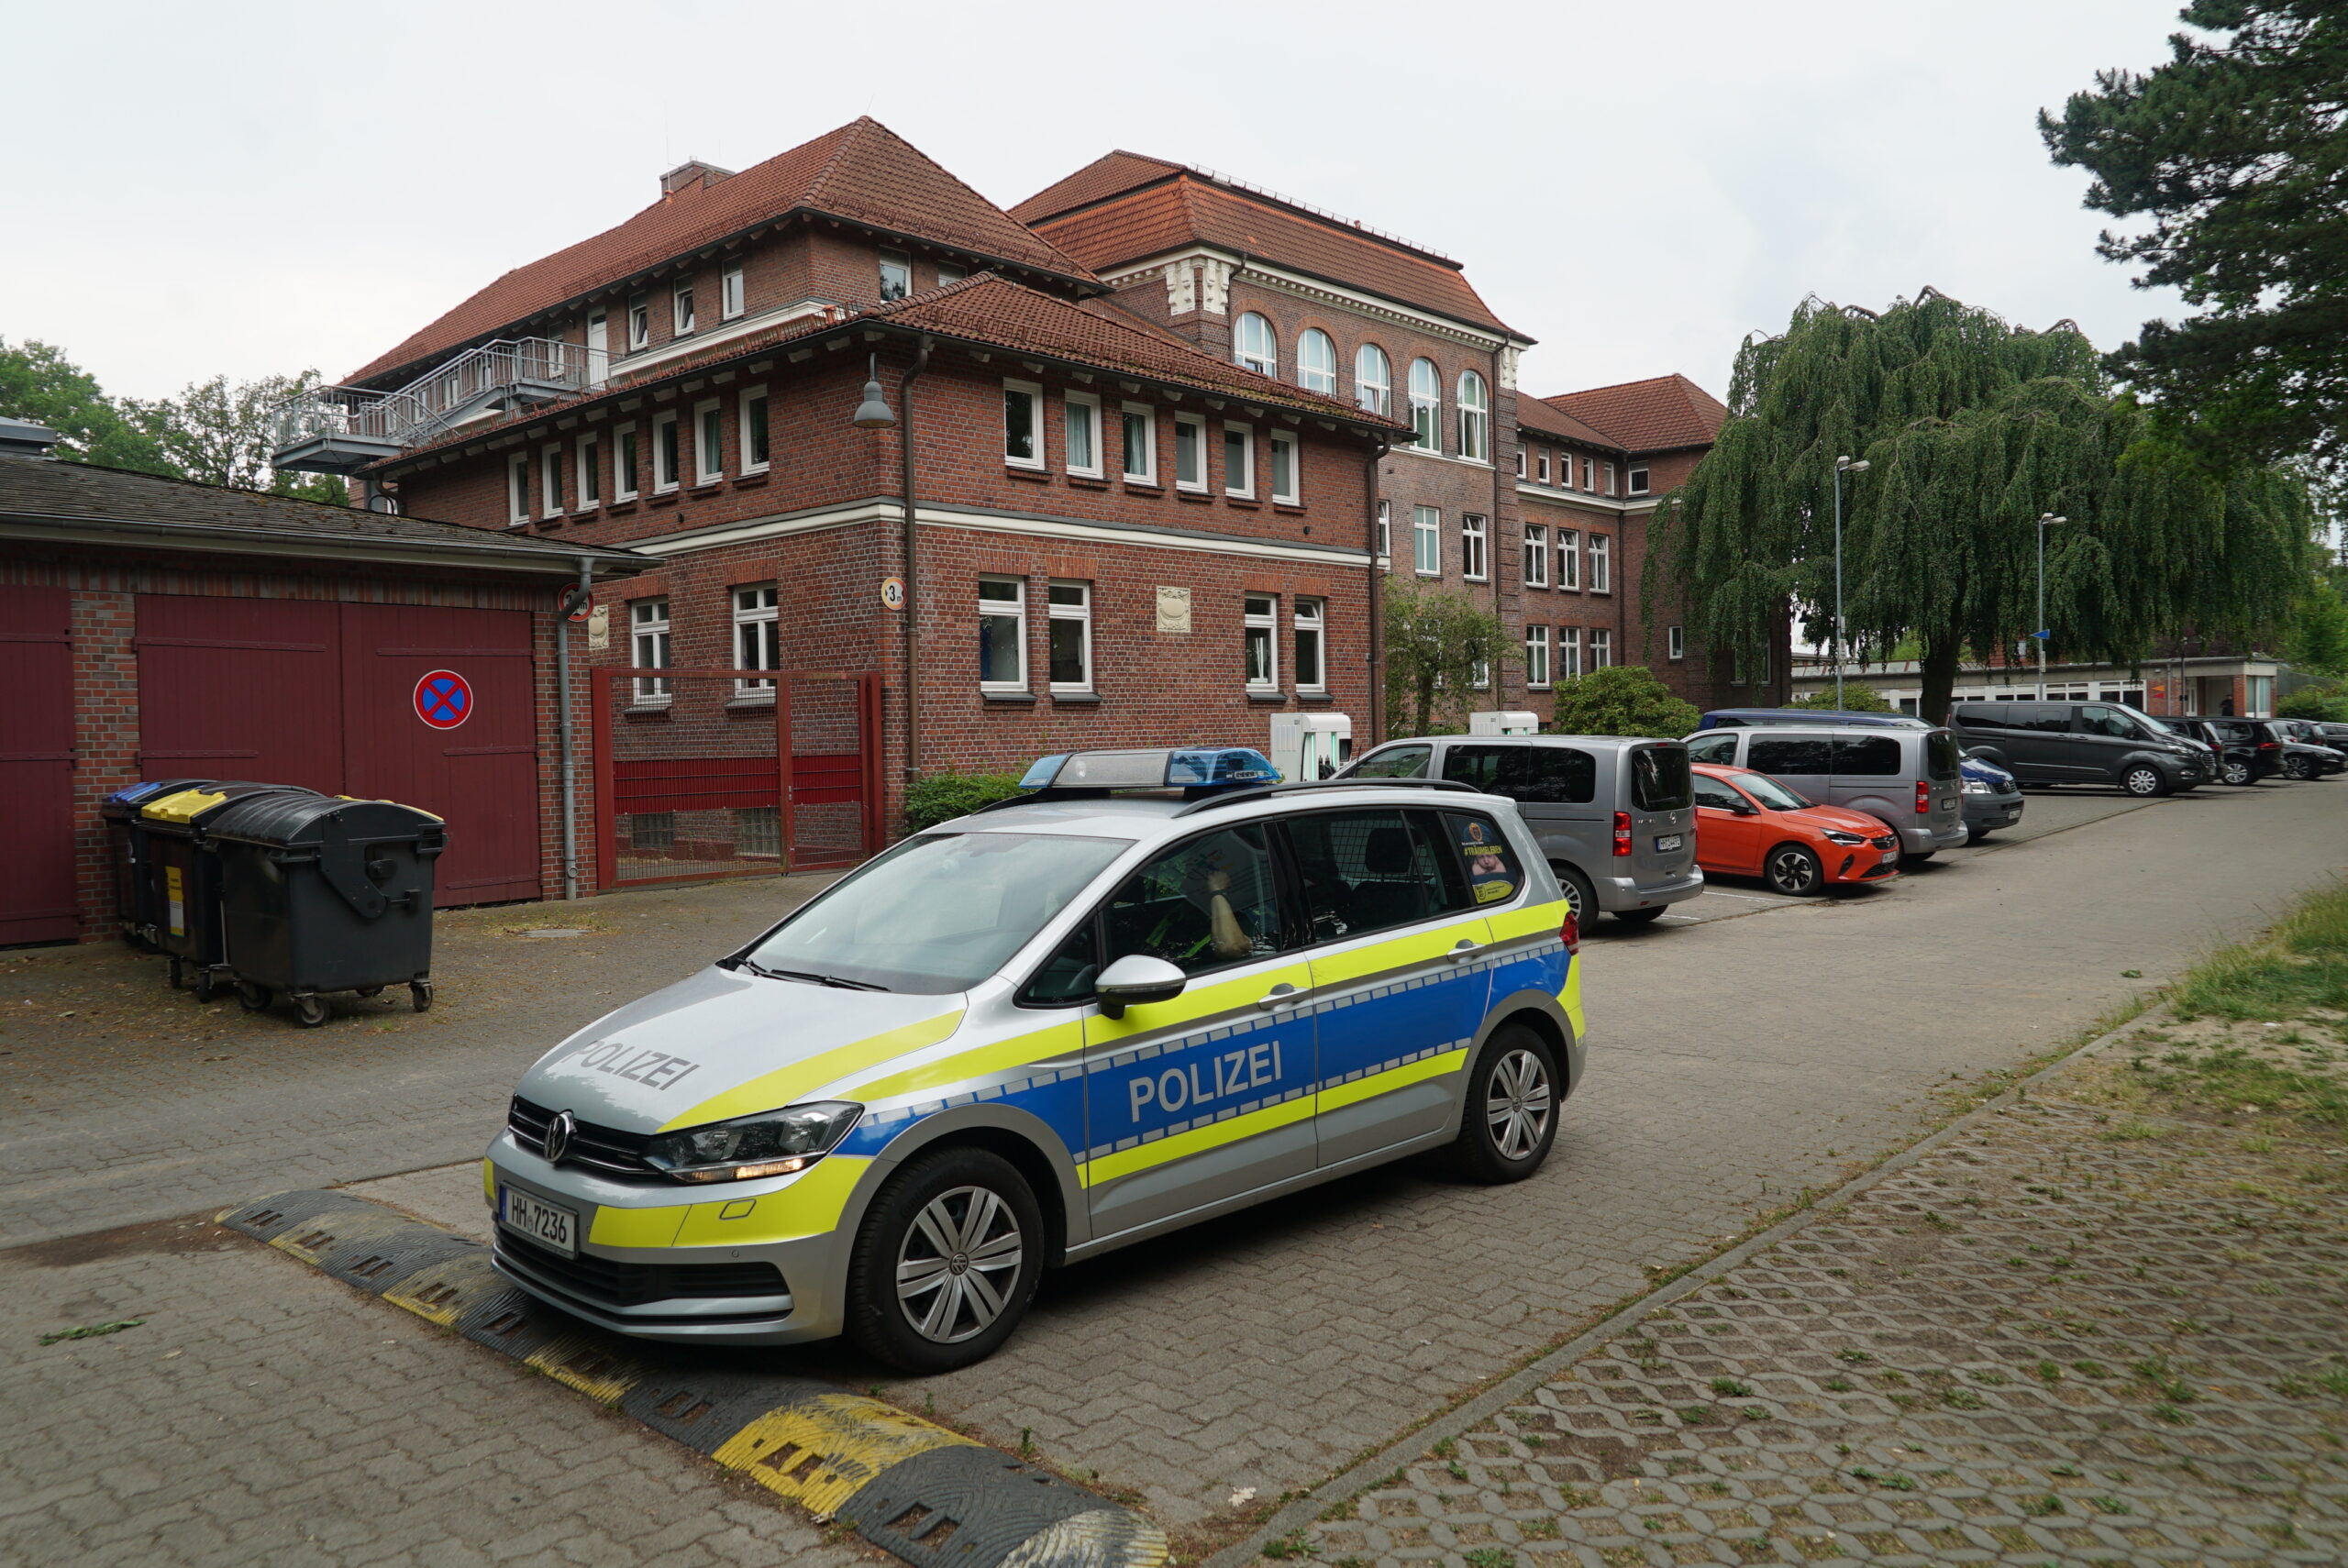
1690, 763, 1902, 897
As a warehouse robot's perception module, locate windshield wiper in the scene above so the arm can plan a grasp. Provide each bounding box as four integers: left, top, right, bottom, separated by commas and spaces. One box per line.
742, 963, 888, 991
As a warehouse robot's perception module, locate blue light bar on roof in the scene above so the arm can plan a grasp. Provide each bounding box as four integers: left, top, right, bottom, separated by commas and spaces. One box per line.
1018, 746, 1282, 792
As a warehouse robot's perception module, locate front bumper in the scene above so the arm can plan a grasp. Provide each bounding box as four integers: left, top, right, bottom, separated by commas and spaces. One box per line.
1596, 865, 1704, 911
1963, 791, 2024, 831
484, 1137, 858, 1346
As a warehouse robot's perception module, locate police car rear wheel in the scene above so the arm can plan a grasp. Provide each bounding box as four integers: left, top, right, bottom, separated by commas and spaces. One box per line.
1445, 1025, 1559, 1184
847, 1147, 1043, 1374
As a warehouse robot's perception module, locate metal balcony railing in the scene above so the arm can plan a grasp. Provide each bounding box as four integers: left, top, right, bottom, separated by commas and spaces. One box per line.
271, 337, 606, 473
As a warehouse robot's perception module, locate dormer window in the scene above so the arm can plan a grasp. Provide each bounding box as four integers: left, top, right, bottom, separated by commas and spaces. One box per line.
672, 282, 695, 337
880, 250, 912, 302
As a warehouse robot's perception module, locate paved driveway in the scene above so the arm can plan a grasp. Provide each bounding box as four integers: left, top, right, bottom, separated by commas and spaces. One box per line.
5, 777, 2342, 1556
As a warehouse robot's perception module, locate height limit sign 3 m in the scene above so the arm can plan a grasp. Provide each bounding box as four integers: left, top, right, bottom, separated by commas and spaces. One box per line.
413, 669, 473, 730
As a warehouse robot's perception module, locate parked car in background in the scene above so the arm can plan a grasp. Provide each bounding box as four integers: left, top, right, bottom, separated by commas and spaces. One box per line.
2273, 718, 2348, 774
2316, 722, 2348, 756
2184, 716, 2289, 782
1342, 734, 1700, 926
1690, 764, 1901, 896
1697, 707, 1929, 730
2158, 716, 2268, 786
1683, 723, 1966, 863
1959, 752, 2025, 842
1947, 701, 2211, 796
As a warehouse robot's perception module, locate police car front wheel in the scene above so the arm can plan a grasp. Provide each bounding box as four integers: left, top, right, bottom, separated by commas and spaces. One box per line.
1445, 1024, 1560, 1184
847, 1146, 1045, 1374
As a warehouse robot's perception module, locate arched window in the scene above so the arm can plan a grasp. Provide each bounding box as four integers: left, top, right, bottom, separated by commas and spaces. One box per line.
1456, 370, 1490, 461
1235, 313, 1278, 377
1408, 358, 1441, 451
1355, 344, 1390, 415
1296, 328, 1337, 393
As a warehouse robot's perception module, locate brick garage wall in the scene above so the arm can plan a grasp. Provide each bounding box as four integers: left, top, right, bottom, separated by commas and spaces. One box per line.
1, 546, 578, 941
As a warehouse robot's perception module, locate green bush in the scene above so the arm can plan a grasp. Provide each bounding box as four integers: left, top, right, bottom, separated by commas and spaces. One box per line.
1547, 665, 1701, 738
2276, 685, 2348, 722
1791, 682, 1892, 712
903, 768, 1026, 832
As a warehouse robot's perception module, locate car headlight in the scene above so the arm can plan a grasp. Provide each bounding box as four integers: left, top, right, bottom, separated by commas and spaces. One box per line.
642, 1100, 863, 1183
1822, 830, 1868, 846
1963, 779, 1993, 795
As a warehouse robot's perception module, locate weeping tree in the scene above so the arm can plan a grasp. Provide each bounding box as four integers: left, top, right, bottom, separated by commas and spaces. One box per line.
1651, 290, 2313, 722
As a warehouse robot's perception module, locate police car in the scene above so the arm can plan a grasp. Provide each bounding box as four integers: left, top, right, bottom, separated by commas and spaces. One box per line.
485, 746, 1585, 1372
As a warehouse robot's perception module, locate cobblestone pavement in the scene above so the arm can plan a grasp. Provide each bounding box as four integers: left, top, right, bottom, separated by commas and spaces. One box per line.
1300, 1086, 2348, 1567
0, 1217, 868, 1568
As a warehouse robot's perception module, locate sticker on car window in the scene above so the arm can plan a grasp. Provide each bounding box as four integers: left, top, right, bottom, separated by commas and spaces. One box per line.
1450, 815, 1520, 904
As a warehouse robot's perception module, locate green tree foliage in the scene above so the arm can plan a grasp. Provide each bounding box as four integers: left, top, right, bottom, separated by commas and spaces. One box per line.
1651, 290, 2313, 723
1545, 665, 1700, 738
2042, 2, 2348, 472
2286, 572, 2348, 675
1790, 681, 1893, 712
903, 768, 1027, 832
1383, 583, 1512, 737
2276, 684, 2348, 720
0, 337, 169, 471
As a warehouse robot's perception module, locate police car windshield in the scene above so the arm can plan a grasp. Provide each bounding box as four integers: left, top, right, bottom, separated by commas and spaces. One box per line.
738, 831, 1130, 995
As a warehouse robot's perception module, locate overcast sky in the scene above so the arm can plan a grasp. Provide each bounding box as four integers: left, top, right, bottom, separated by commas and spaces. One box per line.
8, 0, 2189, 409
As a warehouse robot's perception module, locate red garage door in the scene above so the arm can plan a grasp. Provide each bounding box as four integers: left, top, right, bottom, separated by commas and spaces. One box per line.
0, 587, 77, 944
137, 596, 539, 907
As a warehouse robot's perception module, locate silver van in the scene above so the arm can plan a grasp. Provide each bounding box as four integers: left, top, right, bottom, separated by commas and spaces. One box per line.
1338, 734, 1701, 925
1683, 724, 1967, 861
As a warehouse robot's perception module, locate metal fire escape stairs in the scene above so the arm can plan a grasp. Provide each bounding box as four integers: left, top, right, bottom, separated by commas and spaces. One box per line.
271, 337, 604, 476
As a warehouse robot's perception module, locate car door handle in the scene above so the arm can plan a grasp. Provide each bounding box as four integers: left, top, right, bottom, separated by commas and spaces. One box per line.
1445, 939, 1483, 963
1257, 983, 1300, 1011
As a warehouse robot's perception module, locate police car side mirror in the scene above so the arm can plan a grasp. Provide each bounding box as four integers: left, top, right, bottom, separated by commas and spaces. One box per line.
1096, 955, 1187, 1020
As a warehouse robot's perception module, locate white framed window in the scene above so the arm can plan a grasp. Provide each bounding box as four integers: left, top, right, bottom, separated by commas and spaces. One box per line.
1235, 312, 1278, 376
1537, 450, 1551, 484
979, 577, 1026, 690
652, 412, 681, 493
1628, 466, 1650, 495
739, 387, 770, 474
1064, 392, 1102, 478
1558, 451, 1576, 490
1523, 523, 1548, 588
1412, 505, 1441, 576
1588, 532, 1611, 593
1244, 592, 1279, 691
1173, 413, 1207, 491
1526, 625, 1551, 689
1268, 428, 1300, 504
626, 292, 650, 352
614, 424, 639, 502
1408, 358, 1441, 450
721, 258, 745, 320
1473, 657, 1490, 690
672, 282, 695, 337
1355, 343, 1391, 415
631, 598, 672, 704
1667, 624, 1685, 661
1120, 403, 1157, 483
1296, 328, 1336, 393
577, 433, 600, 510
734, 584, 779, 694
506, 452, 529, 525
1461, 513, 1488, 580
1457, 370, 1490, 461
1223, 422, 1255, 499
1003, 380, 1043, 469
1376, 499, 1391, 562
936, 260, 968, 285
879, 248, 912, 302
1559, 626, 1582, 679
1047, 580, 1091, 692
1603, 461, 1617, 496
540, 444, 563, 516
1558, 527, 1580, 590
1584, 457, 1596, 490
1294, 598, 1325, 693
694, 400, 724, 485
1590, 628, 1613, 668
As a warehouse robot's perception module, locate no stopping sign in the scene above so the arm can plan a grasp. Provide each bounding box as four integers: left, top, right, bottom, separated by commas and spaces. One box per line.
414, 669, 473, 730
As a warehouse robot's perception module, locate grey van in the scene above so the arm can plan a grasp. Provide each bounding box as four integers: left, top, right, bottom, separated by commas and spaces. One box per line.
1683, 724, 1968, 861
1947, 701, 2211, 796
1339, 735, 1701, 925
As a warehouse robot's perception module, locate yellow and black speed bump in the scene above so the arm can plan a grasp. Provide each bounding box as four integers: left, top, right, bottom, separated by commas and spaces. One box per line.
217, 1191, 1168, 1568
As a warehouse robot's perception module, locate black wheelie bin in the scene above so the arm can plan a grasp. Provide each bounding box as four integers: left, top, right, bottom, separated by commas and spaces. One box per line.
100, 778, 216, 951
202, 793, 447, 1027
127, 781, 323, 1000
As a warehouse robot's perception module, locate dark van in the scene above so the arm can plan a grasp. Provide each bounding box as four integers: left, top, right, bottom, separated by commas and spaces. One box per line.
1947, 701, 2210, 796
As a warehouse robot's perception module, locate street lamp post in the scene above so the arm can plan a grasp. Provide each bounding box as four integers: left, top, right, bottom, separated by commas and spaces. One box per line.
2035, 513, 2067, 701
1833, 455, 1868, 709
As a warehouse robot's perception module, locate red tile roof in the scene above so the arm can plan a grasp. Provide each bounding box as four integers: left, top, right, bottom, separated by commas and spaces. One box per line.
1513, 398, 1621, 450
1540, 373, 1728, 453
349, 118, 1096, 389
373, 273, 1406, 472
1017, 159, 1520, 337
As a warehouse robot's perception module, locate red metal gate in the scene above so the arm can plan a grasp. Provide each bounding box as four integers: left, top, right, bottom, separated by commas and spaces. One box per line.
0, 587, 77, 944
593, 667, 881, 889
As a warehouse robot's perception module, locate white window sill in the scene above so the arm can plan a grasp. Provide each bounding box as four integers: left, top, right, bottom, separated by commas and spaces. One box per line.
740, 465, 770, 478
1004, 460, 1047, 473
654, 484, 680, 496
615, 493, 640, 505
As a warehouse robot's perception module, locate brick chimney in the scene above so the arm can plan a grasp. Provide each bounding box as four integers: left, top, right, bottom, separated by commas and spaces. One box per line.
659, 160, 737, 198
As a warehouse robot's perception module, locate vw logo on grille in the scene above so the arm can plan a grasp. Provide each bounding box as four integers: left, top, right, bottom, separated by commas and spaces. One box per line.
543, 1110, 577, 1165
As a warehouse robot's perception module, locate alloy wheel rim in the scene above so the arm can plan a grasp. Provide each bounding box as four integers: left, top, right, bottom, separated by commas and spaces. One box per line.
895, 1185, 1024, 1343
1484, 1049, 1553, 1161
2129, 768, 2158, 794
1770, 849, 1817, 894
